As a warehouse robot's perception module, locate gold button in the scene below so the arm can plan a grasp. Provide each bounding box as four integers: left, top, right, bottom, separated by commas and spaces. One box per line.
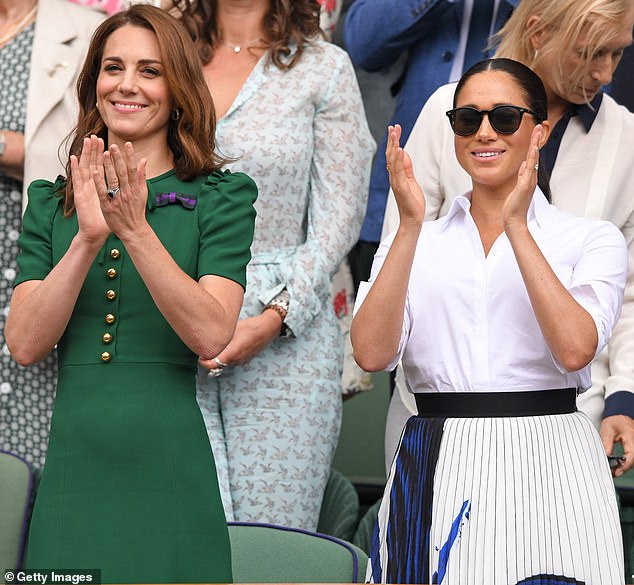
106, 289, 117, 301
101, 351, 111, 362
107, 268, 117, 279
105, 313, 116, 324
102, 332, 113, 344
110, 248, 120, 259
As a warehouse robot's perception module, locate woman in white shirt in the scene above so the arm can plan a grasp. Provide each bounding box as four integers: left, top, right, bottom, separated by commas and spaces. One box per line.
352, 58, 627, 585
382, 0, 634, 477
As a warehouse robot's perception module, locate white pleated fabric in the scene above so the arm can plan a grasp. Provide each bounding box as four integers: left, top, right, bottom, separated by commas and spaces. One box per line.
370, 412, 624, 585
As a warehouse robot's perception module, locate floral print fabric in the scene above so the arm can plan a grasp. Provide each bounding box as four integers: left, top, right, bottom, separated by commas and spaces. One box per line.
196, 39, 374, 529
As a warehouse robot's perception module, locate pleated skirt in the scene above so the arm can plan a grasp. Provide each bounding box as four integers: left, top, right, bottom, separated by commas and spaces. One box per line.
370, 412, 624, 585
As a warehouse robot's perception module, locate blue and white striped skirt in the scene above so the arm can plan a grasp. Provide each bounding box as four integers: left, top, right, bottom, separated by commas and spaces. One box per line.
370, 412, 624, 584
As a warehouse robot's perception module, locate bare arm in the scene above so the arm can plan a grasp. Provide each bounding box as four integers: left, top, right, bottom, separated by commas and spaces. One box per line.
351, 125, 425, 371
6, 136, 110, 364
504, 127, 598, 371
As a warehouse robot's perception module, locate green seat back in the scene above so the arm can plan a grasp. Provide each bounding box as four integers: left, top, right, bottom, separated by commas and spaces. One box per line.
317, 468, 360, 542
228, 522, 368, 583
0, 451, 32, 571
353, 499, 382, 555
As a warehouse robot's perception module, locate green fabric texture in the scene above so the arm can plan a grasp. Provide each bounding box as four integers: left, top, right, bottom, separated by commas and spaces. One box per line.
228, 523, 368, 583
0, 452, 32, 571
317, 468, 360, 542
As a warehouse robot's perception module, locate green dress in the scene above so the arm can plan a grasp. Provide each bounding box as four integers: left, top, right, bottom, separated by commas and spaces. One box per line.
17, 169, 257, 584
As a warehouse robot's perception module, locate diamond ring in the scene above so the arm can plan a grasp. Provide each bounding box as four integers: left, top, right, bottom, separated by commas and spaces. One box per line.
107, 187, 120, 199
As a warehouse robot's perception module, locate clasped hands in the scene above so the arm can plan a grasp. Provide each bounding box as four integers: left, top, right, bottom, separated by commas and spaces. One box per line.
70, 134, 149, 246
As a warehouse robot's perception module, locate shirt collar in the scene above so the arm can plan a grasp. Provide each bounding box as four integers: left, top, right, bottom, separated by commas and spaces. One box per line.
569, 91, 603, 132
440, 187, 553, 230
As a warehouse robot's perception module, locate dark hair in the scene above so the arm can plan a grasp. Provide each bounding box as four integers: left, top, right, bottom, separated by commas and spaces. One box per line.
63, 4, 225, 215
454, 58, 552, 202
171, 0, 322, 70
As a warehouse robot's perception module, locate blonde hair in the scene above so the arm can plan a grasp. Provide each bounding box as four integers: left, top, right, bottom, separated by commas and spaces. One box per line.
492, 0, 632, 100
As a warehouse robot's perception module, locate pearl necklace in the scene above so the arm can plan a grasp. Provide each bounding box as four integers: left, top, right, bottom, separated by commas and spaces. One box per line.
0, 2, 37, 48
222, 37, 262, 54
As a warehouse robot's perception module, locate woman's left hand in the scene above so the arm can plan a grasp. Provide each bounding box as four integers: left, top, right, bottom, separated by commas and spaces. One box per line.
93, 142, 150, 240
502, 124, 543, 229
199, 312, 282, 371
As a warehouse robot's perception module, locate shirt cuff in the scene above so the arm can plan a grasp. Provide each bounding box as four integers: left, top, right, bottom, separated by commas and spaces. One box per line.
603, 391, 634, 419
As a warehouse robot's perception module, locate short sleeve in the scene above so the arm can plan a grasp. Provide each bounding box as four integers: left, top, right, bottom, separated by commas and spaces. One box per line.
14, 177, 65, 287
197, 170, 258, 290
567, 220, 627, 359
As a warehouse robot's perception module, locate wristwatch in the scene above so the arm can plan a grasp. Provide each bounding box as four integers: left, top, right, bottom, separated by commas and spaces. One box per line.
264, 289, 291, 337
0, 131, 6, 158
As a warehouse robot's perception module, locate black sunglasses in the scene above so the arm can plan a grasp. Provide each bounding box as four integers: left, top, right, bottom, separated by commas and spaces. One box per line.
446, 105, 541, 136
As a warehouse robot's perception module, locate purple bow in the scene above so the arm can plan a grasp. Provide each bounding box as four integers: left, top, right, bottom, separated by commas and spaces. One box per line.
155, 191, 196, 210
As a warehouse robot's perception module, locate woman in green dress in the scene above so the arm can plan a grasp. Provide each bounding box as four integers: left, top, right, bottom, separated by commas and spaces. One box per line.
5, 5, 257, 583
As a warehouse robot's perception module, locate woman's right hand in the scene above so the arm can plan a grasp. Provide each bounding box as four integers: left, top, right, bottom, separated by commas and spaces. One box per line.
386, 124, 426, 230
70, 135, 110, 246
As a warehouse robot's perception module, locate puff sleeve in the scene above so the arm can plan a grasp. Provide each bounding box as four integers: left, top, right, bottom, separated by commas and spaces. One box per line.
197, 170, 258, 290
14, 177, 65, 286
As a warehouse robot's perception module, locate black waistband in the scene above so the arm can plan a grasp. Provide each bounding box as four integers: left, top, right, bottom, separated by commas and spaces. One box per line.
414, 388, 577, 418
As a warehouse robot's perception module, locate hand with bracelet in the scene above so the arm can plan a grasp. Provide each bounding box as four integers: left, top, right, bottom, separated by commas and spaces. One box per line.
199, 289, 290, 374
0, 129, 26, 181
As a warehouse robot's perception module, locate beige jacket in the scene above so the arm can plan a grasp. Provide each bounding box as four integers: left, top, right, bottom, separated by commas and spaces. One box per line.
23, 0, 103, 209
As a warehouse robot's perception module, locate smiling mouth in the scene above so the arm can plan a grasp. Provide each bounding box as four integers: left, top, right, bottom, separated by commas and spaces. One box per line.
112, 102, 146, 111
473, 151, 502, 159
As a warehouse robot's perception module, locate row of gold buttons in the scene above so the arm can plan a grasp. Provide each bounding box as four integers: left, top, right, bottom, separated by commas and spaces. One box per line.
101, 248, 120, 362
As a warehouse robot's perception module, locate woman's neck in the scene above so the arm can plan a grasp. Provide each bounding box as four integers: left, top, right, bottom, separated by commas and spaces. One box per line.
469, 187, 509, 256
216, 0, 267, 45
0, 0, 35, 18
470, 186, 506, 219
107, 136, 174, 180
0, 0, 37, 46
543, 83, 571, 129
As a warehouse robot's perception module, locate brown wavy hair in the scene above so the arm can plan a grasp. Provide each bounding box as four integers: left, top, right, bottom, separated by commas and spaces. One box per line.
63, 4, 225, 215
171, 0, 322, 70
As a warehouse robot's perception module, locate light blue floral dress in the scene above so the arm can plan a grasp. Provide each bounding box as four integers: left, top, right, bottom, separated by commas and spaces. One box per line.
196, 39, 374, 530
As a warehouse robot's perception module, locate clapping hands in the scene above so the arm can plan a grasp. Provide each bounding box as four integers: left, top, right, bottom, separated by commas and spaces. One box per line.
70, 135, 149, 245
385, 124, 426, 231
502, 124, 543, 229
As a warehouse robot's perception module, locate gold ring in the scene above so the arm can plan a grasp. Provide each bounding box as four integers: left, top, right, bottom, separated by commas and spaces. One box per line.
534, 164, 539, 172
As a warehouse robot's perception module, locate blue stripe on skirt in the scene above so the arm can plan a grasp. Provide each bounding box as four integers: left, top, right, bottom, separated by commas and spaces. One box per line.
375, 416, 445, 584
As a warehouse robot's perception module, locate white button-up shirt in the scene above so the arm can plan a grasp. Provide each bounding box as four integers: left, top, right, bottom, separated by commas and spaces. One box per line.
356, 190, 627, 394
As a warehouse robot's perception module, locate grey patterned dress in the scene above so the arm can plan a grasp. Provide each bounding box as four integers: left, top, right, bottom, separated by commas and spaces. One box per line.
196, 40, 374, 530
0, 24, 57, 469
